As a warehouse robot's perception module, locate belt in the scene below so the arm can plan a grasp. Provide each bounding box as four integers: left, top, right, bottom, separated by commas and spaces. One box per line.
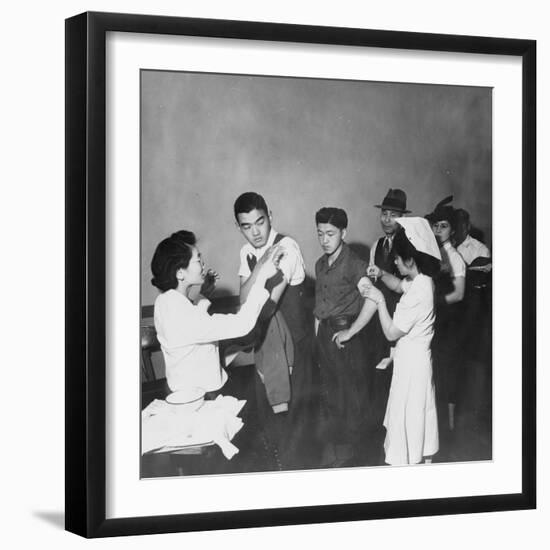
322, 314, 355, 331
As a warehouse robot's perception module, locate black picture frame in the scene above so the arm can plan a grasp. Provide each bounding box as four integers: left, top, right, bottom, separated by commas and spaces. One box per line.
65, 11, 536, 538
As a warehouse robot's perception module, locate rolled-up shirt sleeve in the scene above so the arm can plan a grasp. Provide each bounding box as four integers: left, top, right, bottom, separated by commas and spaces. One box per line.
278, 240, 305, 285
157, 285, 269, 347
450, 250, 466, 278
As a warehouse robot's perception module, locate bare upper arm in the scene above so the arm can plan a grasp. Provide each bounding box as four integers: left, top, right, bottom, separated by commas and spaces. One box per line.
388, 324, 406, 341
453, 275, 466, 301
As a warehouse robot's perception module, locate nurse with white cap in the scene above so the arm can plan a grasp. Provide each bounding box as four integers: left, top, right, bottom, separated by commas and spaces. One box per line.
358, 217, 441, 465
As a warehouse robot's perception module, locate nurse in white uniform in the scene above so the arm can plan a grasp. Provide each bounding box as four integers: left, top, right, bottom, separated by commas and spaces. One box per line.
361, 218, 441, 465
151, 230, 282, 395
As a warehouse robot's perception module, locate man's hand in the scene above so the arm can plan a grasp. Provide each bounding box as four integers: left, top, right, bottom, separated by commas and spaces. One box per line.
468, 263, 492, 273
332, 329, 353, 350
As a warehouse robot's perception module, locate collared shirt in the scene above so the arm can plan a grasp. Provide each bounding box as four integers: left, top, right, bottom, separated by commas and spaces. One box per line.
154, 285, 269, 393
457, 235, 491, 266
440, 241, 466, 278
314, 242, 368, 320
238, 229, 306, 286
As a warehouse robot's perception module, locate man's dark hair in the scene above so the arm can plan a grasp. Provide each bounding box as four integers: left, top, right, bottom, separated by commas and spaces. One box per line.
393, 227, 440, 278
151, 230, 196, 292
234, 192, 269, 221
454, 208, 472, 247
315, 207, 348, 230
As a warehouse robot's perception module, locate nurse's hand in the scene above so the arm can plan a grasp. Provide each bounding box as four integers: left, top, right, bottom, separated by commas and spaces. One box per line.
367, 264, 382, 280
357, 276, 373, 296
363, 285, 385, 306
200, 269, 219, 298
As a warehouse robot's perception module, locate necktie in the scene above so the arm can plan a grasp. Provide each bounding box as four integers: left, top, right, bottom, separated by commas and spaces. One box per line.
383, 238, 391, 260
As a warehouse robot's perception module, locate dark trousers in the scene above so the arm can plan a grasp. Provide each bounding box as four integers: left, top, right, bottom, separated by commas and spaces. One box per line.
316, 320, 368, 458
255, 332, 321, 470
433, 304, 465, 405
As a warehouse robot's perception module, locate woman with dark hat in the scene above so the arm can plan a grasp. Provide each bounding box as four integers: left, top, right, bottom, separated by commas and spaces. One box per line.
358, 218, 441, 465
426, 197, 466, 434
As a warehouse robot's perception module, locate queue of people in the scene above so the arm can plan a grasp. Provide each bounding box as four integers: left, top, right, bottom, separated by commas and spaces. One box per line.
149, 189, 492, 469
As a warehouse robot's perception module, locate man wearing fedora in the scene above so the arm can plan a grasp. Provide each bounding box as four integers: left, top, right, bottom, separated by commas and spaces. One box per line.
364, 189, 410, 463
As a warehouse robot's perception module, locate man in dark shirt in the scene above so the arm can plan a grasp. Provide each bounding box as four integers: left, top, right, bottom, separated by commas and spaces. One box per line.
314, 207, 377, 467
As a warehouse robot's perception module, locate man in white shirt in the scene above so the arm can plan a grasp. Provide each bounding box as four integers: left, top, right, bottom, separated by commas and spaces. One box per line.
455, 208, 491, 266
458, 234, 491, 265
234, 192, 319, 470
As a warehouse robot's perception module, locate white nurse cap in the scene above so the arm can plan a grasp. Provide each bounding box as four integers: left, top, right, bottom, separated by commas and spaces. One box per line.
396, 217, 441, 261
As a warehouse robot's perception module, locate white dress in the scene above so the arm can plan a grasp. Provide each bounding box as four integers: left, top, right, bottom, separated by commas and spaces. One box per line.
383, 274, 439, 465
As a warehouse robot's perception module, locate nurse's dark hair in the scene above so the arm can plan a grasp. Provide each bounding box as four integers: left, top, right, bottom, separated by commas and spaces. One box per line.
234, 192, 269, 220
392, 227, 440, 278
151, 230, 196, 292
315, 207, 348, 229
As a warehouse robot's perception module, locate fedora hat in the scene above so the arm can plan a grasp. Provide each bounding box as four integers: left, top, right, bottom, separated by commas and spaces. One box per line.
374, 188, 410, 213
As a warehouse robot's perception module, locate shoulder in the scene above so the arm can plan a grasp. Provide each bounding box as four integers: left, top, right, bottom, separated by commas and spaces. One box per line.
155, 289, 186, 313
155, 290, 171, 305
279, 235, 304, 257
345, 245, 368, 268
370, 237, 382, 252
239, 242, 252, 256
402, 275, 432, 304
444, 243, 465, 270
471, 236, 491, 255
415, 274, 434, 293
448, 245, 466, 268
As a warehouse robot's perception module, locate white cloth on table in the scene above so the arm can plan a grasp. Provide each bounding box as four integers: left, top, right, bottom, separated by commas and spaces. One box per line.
141, 395, 246, 459
383, 274, 439, 465
154, 285, 269, 393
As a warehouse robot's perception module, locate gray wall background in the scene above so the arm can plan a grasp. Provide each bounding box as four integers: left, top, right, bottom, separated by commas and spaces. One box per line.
141, 70, 492, 306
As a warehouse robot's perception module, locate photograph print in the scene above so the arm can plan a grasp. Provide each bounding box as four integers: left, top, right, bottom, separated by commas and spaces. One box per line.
139, 69, 492, 478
